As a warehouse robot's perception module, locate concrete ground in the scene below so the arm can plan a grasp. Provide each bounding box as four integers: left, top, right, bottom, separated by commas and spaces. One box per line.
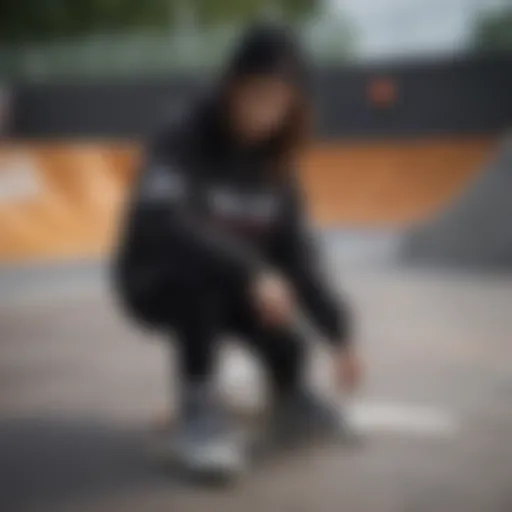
1, 250, 512, 511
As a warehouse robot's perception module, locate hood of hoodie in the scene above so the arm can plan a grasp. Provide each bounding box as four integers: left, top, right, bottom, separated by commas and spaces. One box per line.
196, 23, 309, 161
225, 22, 309, 92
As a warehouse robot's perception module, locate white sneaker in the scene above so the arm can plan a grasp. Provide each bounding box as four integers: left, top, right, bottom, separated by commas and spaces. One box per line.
170, 387, 247, 481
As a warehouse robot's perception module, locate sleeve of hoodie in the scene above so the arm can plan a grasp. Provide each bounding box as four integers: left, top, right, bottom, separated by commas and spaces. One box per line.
274, 179, 352, 346
127, 127, 267, 282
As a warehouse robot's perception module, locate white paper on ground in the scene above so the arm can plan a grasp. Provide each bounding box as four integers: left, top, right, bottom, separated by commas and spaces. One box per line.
345, 400, 459, 436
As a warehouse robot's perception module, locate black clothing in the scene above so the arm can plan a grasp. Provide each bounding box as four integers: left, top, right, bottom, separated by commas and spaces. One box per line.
225, 23, 309, 91
114, 95, 350, 345
114, 23, 351, 356
170, 281, 306, 393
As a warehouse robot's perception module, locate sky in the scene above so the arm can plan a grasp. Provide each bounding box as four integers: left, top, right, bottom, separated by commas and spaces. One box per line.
324, 0, 509, 59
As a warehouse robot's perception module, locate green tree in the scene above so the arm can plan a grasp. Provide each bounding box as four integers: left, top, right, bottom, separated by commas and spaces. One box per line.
473, 7, 512, 52
0, 0, 319, 44
0, 0, 172, 43
195, 0, 317, 25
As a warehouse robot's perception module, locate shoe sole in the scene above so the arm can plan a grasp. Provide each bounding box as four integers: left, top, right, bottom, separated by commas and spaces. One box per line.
148, 433, 247, 485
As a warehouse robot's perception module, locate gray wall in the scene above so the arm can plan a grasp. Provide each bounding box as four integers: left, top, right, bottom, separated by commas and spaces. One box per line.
10, 55, 512, 140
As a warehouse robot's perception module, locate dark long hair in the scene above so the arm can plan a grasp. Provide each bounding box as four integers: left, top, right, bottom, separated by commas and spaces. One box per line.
217, 23, 312, 179
217, 76, 312, 179
268, 87, 311, 173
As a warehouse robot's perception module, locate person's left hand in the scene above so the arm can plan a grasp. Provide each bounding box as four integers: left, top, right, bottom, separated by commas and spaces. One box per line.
334, 345, 363, 394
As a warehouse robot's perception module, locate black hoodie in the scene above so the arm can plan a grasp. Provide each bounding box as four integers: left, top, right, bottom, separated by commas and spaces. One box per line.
114, 24, 351, 345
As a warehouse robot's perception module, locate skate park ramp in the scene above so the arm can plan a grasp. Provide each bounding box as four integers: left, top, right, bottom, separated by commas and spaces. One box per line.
0, 144, 138, 263
1, 137, 512, 512
401, 134, 512, 268
0, 136, 496, 264
302, 136, 496, 228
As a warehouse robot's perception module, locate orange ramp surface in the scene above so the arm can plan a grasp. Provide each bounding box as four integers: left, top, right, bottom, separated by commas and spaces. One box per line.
0, 144, 139, 263
303, 137, 497, 227
0, 137, 497, 263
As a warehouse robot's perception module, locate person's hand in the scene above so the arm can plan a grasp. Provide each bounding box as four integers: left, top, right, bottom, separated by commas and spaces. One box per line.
334, 345, 363, 394
252, 271, 295, 327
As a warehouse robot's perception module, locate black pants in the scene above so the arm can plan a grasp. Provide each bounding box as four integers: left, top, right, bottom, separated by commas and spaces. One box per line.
140, 279, 306, 394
